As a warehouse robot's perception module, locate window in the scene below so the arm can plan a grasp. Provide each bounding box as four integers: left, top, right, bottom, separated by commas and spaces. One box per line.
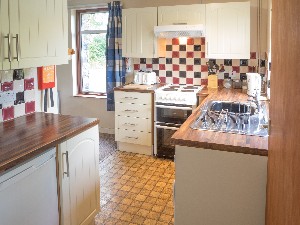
76, 9, 109, 95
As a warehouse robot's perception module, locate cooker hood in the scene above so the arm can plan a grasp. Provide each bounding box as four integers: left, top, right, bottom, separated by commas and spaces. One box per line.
154, 24, 205, 38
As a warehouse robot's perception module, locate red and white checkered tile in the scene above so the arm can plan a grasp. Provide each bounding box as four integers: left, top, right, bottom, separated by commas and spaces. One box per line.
132, 37, 264, 85
0, 68, 36, 122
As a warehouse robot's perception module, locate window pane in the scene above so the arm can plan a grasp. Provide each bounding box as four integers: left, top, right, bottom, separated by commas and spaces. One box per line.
81, 12, 108, 31
81, 33, 106, 93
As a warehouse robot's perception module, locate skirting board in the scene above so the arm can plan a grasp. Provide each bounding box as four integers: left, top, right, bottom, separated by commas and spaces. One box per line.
99, 127, 115, 134
117, 142, 153, 156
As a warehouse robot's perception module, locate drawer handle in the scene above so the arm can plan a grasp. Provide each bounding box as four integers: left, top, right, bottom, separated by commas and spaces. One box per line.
124, 109, 138, 113
62, 151, 70, 177
124, 97, 138, 100
124, 123, 137, 126
125, 136, 138, 140
4, 34, 12, 62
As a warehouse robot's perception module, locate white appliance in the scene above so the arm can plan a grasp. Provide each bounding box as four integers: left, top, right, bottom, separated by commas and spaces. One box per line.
154, 84, 203, 159
0, 148, 59, 225
134, 71, 157, 85
154, 24, 205, 38
247, 73, 262, 96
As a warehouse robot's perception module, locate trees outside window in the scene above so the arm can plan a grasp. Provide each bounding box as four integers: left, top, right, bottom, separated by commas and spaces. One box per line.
76, 9, 108, 95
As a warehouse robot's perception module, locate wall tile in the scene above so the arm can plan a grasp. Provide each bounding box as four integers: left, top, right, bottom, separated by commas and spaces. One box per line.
131, 38, 264, 85
2, 106, 14, 121
0, 70, 14, 82
14, 103, 25, 118
14, 80, 25, 92
25, 101, 35, 114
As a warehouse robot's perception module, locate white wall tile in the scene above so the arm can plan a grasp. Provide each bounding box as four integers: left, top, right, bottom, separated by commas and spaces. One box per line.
24, 89, 35, 102
0, 70, 13, 82
24, 68, 37, 79
14, 103, 25, 118
14, 80, 25, 92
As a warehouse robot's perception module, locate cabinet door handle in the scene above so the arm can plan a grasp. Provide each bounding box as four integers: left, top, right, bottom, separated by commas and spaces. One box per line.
124, 123, 136, 126
125, 136, 138, 140
124, 97, 138, 100
12, 34, 19, 61
124, 109, 138, 113
62, 151, 70, 177
4, 34, 11, 62
206, 41, 208, 55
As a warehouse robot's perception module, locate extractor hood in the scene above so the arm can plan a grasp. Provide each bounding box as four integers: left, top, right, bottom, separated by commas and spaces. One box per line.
154, 24, 205, 38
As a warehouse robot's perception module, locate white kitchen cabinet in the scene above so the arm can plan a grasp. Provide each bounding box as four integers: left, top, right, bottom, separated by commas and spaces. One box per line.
58, 125, 100, 225
122, 7, 158, 58
175, 145, 267, 225
158, 4, 205, 25
0, 0, 68, 70
115, 91, 153, 155
205, 2, 250, 59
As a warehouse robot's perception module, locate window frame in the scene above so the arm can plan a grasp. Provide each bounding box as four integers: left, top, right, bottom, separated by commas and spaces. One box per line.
76, 8, 108, 96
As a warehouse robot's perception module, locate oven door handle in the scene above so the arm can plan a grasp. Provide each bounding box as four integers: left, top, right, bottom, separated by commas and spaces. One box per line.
155, 105, 193, 110
155, 124, 180, 131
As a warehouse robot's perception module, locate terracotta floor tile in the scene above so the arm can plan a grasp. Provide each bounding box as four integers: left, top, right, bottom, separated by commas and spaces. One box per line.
144, 218, 157, 225
131, 215, 145, 224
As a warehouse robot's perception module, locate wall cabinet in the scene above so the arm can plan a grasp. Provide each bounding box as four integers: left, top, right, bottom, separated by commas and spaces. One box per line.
122, 7, 158, 58
0, 0, 68, 70
115, 91, 153, 155
205, 2, 250, 59
58, 125, 100, 225
158, 4, 205, 26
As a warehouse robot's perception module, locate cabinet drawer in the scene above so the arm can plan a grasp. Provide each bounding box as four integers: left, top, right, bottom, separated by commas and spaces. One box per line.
115, 103, 151, 118
115, 91, 152, 105
116, 129, 152, 146
116, 116, 151, 133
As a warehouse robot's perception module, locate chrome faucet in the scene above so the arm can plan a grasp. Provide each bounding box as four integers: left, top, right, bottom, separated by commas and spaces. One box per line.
247, 90, 261, 113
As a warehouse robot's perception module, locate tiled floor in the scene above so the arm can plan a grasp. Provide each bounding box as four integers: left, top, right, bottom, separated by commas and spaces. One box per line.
95, 151, 175, 225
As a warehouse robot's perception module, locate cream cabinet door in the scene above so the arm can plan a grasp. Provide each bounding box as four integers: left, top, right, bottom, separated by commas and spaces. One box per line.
0, 0, 11, 70
0, 0, 68, 70
58, 126, 100, 225
158, 4, 205, 25
205, 2, 250, 59
122, 7, 157, 58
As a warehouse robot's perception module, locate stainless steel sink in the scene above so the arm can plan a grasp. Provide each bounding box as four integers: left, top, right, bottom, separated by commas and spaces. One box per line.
191, 100, 268, 137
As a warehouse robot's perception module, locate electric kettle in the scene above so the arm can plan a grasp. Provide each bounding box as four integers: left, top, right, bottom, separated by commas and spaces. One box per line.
134, 71, 144, 84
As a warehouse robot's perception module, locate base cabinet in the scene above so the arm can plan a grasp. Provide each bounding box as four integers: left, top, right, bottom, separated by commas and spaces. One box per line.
58, 125, 100, 225
175, 146, 267, 225
115, 91, 153, 155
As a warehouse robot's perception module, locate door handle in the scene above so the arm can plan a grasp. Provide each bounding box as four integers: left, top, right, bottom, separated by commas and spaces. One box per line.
62, 151, 70, 177
4, 34, 11, 62
12, 34, 20, 61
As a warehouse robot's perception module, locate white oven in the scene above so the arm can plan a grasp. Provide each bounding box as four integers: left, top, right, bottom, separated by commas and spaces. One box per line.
154, 84, 202, 159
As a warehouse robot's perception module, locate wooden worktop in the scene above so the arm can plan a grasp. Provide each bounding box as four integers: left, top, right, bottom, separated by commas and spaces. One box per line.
0, 112, 99, 173
171, 88, 269, 156
114, 83, 165, 93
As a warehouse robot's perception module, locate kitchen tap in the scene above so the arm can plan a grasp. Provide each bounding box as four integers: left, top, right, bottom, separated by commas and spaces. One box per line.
247, 90, 261, 113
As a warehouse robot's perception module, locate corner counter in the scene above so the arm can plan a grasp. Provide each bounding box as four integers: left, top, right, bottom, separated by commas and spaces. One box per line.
171, 87, 268, 156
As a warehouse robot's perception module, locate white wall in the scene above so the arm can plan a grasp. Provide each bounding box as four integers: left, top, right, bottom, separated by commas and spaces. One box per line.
56, 5, 115, 134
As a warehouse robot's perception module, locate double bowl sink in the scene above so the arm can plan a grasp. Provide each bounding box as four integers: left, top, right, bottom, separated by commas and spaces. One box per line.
191, 100, 269, 137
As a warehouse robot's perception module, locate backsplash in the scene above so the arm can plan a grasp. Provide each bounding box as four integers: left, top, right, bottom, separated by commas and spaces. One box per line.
132, 37, 266, 85
0, 68, 36, 122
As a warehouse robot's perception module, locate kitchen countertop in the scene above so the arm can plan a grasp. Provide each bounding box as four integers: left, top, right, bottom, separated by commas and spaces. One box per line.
114, 83, 165, 93
0, 112, 99, 173
171, 88, 269, 156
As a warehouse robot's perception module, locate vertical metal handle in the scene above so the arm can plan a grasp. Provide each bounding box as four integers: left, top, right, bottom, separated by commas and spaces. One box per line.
4, 34, 11, 62
12, 34, 19, 61
63, 151, 70, 177
206, 42, 208, 55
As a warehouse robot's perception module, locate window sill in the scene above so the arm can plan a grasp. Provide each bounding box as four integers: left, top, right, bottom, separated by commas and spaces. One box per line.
74, 94, 107, 99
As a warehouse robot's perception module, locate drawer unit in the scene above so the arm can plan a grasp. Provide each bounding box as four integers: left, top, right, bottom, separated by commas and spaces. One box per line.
115, 103, 151, 118
116, 116, 151, 133
116, 130, 152, 146
115, 91, 152, 105
114, 90, 153, 155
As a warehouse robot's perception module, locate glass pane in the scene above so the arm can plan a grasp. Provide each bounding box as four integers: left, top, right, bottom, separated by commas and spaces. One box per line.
81, 33, 106, 93
81, 12, 108, 31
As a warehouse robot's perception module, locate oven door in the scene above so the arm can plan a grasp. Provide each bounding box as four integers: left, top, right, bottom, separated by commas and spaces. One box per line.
155, 104, 193, 124
154, 122, 181, 160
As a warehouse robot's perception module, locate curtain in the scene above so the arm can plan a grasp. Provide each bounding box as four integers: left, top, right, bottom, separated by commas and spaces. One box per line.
106, 1, 126, 111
